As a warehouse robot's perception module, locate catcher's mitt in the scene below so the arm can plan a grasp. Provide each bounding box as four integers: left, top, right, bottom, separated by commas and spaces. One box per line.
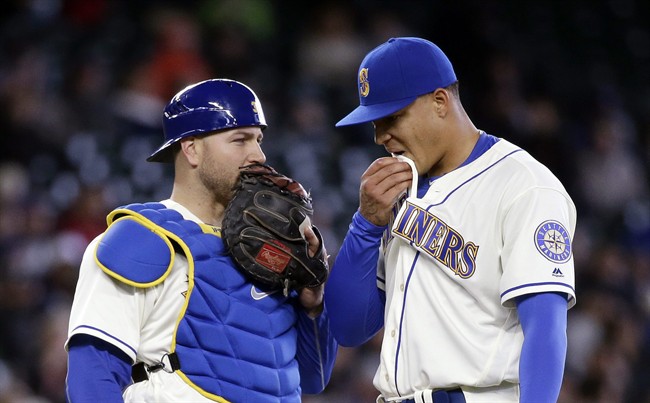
222, 163, 329, 296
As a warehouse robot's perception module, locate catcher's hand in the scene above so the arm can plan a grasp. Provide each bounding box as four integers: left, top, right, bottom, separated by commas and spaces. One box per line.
222, 163, 329, 296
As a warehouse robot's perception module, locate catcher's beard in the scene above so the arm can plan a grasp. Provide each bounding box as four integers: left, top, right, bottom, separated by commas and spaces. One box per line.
197, 159, 239, 210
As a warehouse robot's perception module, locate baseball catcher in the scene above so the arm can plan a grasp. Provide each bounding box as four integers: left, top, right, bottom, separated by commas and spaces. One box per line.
66, 79, 338, 402
222, 163, 329, 296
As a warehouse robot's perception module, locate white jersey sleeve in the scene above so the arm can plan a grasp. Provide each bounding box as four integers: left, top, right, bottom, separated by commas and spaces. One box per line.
500, 185, 577, 307
66, 236, 151, 362
66, 201, 192, 364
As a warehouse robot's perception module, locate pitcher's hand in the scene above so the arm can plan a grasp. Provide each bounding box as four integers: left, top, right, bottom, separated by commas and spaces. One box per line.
359, 157, 413, 226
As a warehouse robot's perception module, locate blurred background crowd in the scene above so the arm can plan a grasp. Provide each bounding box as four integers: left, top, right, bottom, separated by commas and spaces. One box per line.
0, 0, 649, 402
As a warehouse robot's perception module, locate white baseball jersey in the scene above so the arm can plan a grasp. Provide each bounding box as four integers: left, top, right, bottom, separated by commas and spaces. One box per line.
374, 139, 576, 399
66, 199, 216, 402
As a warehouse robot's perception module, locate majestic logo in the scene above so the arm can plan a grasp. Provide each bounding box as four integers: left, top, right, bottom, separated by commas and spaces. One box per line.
535, 220, 572, 263
359, 68, 370, 97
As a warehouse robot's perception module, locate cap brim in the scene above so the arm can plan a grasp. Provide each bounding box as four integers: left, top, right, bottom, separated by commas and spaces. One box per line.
335, 96, 417, 127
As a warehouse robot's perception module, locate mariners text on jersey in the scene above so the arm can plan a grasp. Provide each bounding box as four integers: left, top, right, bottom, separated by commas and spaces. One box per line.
392, 201, 479, 278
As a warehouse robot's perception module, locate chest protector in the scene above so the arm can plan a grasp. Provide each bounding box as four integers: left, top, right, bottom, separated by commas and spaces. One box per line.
96, 202, 302, 403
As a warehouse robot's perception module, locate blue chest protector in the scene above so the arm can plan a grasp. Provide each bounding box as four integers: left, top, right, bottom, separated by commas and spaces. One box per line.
95, 202, 302, 403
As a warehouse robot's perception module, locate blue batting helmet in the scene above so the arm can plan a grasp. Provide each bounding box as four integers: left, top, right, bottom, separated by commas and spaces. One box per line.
147, 78, 268, 162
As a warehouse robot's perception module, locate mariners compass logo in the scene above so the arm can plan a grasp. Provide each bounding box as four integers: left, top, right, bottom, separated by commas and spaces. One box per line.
534, 220, 572, 263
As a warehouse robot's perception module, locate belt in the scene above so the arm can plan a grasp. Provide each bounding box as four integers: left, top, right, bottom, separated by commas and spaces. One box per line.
401, 388, 465, 403
131, 352, 181, 383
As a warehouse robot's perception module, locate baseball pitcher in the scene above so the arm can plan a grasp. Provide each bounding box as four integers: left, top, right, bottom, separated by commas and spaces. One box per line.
325, 37, 576, 403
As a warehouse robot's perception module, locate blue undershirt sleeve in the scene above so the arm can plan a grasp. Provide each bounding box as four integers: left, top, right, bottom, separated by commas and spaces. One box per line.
295, 305, 339, 394
324, 210, 386, 347
515, 292, 568, 403
66, 334, 133, 402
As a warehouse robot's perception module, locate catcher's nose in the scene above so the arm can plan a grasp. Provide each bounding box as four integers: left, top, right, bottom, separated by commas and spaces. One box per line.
248, 142, 266, 165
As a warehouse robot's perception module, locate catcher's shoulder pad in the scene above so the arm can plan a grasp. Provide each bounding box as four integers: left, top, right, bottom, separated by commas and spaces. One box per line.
96, 208, 175, 288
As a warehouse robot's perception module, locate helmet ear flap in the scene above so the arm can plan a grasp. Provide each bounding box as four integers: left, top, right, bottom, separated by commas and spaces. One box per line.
147, 79, 267, 163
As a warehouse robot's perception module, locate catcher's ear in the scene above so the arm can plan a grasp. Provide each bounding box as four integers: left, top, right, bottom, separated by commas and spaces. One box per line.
179, 137, 200, 167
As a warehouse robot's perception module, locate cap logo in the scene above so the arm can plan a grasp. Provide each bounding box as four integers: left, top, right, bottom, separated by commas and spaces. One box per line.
359, 68, 369, 97
251, 101, 259, 114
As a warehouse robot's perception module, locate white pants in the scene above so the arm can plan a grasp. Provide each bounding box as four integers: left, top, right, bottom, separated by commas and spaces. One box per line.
123, 371, 217, 402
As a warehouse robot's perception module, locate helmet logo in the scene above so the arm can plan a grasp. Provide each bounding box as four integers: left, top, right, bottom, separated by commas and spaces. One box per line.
359, 68, 369, 97
251, 97, 267, 126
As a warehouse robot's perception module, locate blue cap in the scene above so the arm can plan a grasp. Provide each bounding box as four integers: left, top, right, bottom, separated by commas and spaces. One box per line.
336, 37, 457, 127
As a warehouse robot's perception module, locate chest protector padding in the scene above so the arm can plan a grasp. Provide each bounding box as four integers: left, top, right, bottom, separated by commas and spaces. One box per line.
108, 203, 302, 403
